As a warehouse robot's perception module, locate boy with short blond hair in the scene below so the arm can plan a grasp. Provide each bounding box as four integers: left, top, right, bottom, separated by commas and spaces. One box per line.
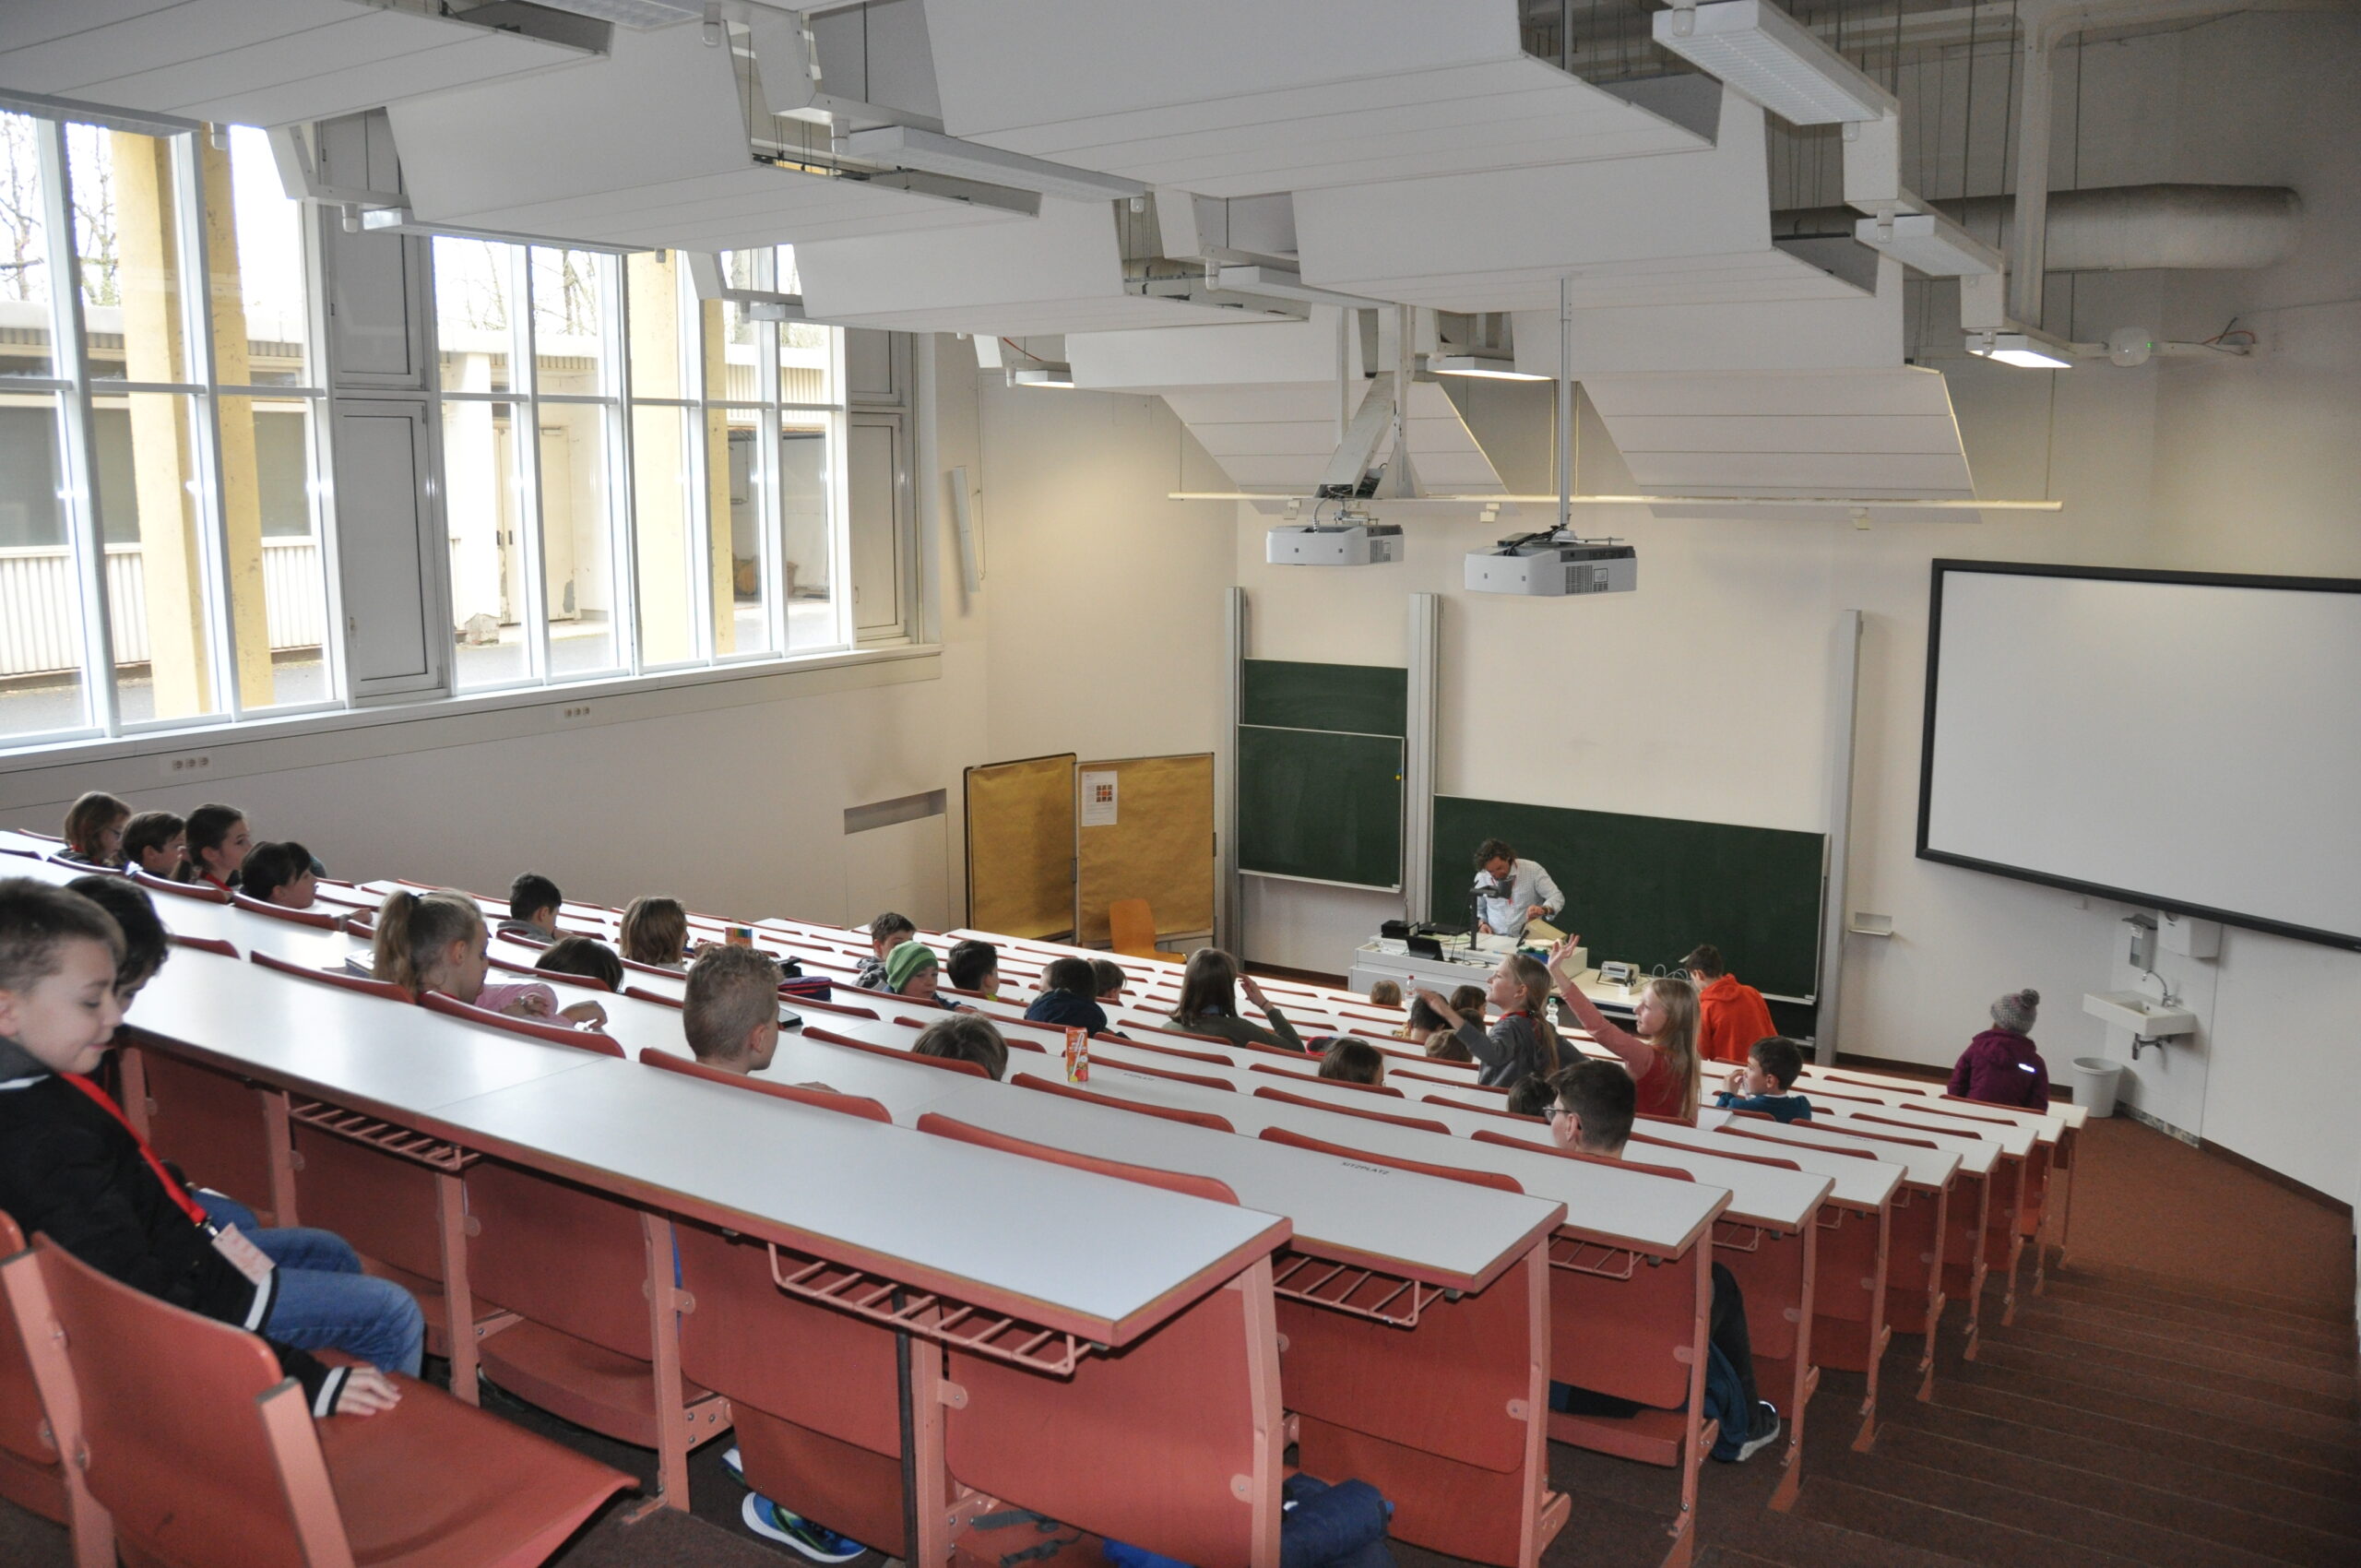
684, 944, 783, 1075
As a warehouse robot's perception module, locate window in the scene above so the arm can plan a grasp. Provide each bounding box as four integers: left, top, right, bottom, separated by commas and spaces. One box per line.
0, 109, 337, 745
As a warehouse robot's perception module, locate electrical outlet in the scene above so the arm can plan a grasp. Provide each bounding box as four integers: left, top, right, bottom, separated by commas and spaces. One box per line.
556, 703, 594, 724
159, 752, 214, 779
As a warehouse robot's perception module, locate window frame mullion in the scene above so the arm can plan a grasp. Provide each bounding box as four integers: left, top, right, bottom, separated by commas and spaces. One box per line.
37, 118, 119, 738
175, 128, 245, 723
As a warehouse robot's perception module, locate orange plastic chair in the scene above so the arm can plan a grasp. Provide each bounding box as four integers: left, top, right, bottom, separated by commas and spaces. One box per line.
0, 1233, 632, 1568
1107, 897, 1180, 963
0, 1212, 65, 1525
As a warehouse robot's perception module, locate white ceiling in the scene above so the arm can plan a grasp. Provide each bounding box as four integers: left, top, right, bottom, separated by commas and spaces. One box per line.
0, 0, 593, 127
922, 0, 1709, 198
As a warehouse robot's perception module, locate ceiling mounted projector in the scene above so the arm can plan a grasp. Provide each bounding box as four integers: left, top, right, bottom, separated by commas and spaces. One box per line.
1465, 534, 1637, 597
1267, 511, 1404, 567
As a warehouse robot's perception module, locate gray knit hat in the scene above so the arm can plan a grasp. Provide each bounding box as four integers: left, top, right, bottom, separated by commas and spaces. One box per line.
1990, 988, 2040, 1033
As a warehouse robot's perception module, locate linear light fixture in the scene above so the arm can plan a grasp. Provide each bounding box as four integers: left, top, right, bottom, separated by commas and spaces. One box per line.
840, 125, 1146, 203
1653, 0, 1899, 125
1010, 366, 1078, 389
1854, 210, 2003, 278
1429, 354, 1549, 382
1964, 329, 2077, 369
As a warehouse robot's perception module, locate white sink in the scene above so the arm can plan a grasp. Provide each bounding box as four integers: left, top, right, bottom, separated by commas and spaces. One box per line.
2083, 991, 2197, 1038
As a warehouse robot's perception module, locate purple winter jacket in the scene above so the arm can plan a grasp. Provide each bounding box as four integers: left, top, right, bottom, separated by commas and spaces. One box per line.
1947, 1028, 2051, 1109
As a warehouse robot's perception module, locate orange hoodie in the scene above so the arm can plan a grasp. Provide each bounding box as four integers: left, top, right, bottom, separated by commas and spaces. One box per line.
1697, 972, 1777, 1065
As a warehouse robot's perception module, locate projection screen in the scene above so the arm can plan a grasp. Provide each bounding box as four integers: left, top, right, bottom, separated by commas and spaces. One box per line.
1918, 561, 2361, 951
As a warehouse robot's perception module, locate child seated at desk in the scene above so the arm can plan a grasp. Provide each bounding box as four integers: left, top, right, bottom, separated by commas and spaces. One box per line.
1547, 938, 1702, 1123
620, 895, 691, 970
373, 888, 605, 1027
914, 1014, 1010, 1080
1417, 957, 1569, 1088
1544, 1060, 1783, 1462
684, 944, 782, 1075
239, 840, 318, 909
1714, 1036, 1813, 1123
0, 877, 423, 1419
535, 934, 624, 992
1170, 949, 1305, 1053
501, 872, 564, 944
57, 790, 129, 868
120, 810, 186, 879
1025, 956, 1110, 1035
945, 937, 1000, 998
853, 910, 918, 992
1366, 979, 1403, 1009
1090, 957, 1127, 1007
884, 941, 974, 1014
178, 802, 252, 892
1504, 1075, 1558, 1119
1948, 988, 2052, 1110
1316, 1037, 1386, 1087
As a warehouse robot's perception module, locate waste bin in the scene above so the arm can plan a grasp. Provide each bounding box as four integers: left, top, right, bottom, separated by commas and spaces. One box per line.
2070, 1057, 2124, 1117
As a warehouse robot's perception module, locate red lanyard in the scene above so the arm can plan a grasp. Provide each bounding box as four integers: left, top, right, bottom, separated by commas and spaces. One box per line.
58, 1073, 210, 1228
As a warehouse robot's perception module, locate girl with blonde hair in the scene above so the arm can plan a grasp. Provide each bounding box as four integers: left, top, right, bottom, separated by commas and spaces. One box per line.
372, 888, 603, 1025
1547, 937, 1701, 1121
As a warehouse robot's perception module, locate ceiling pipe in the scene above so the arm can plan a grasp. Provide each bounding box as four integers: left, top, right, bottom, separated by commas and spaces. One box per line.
2007, 0, 2348, 325
1775, 184, 2301, 272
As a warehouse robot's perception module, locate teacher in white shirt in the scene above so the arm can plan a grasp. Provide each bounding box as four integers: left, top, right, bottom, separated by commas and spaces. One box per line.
1472, 838, 1564, 941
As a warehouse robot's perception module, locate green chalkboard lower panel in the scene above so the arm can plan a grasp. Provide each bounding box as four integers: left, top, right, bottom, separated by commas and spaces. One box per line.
1430, 797, 1824, 999
1240, 727, 1404, 888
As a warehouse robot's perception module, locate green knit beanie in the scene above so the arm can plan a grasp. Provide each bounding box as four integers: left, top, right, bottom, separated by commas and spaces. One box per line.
884, 940, 937, 992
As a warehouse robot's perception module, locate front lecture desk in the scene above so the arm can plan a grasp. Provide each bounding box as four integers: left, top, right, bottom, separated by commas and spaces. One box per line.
1352, 939, 1641, 1020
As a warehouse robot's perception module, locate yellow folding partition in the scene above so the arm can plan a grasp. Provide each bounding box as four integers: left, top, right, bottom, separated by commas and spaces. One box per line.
963, 754, 1076, 938
1076, 753, 1215, 947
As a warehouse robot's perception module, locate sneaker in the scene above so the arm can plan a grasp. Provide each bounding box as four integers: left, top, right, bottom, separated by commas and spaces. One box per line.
1733, 1401, 1783, 1463
742, 1494, 867, 1562
723, 1445, 743, 1485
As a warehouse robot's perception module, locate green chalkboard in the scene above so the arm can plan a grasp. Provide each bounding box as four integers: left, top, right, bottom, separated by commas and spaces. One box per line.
1241, 659, 1406, 736
1430, 797, 1824, 1000
1240, 728, 1405, 887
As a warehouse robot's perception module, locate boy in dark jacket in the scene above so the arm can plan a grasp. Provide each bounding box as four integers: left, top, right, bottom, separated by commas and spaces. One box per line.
1948, 989, 2052, 1109
0, 877, 421, 1418
1024, 956, 1111, 1035
1713, 1036, 1814, 1123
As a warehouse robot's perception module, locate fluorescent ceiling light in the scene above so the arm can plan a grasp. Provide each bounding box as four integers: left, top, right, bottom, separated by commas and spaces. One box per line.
1430, 354, 1548, 382
1010, 367, 1077, 389
840, 125, 1145, 203
1965, 330, 2076, 369
1854, 211, 2003, 278
1654, 1, 1899, 125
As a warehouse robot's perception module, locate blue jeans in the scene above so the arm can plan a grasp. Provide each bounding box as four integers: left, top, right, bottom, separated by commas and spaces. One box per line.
194, 1193, 425, 1377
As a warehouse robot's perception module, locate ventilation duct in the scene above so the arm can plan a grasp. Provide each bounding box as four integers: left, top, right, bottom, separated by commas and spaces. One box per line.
1774, 184, 2301, 274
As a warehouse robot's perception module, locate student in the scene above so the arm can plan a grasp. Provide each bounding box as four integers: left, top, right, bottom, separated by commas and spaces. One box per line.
1547, 937, 1701, 1123
502, 872, 564, 944
1947, 989, 2051, 1109
884, 940, 971, 1014
1416, 954, 1568, 1088
1024, 956, 1110, 1034
1449, 983, 1487, 1025
0, 878, 422, 1419
1396, 992, 1447, 1044
853, 911, 918, 992
64, 875, 172, 1004
1366, 979, 1403, 1008
58, 790, 130, 868
120, 810, 187, 879
1684, 944, 1778, 1067
913, 1015, 1010, 1081
1169, 949, 1304, 1053
535, 935, 624, 992
239, 840, 318, 909
372, 888, 604, 1027
1714, 1036, 1813, 1123
683, 945, 782, 1075
945, 938, 1000, 997
1089, 957, 1127, 1006
1316, 1037, 1386, 1087
178, 802, 251, 891
620, 896, 690, 970
1542, 1061, 1782, 1460
1504, 1075, 1559, 1120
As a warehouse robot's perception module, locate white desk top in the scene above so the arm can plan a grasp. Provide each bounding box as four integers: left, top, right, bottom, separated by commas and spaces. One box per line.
1695, 1112, 1962, 1192
1806, 1109, 2002, 1174
1825, 1100, 2036, 1159
1799, 1064, 2087, 1131
432, 1057, 1288, 1338
1617, 1113, 1903, 1211
1067, 1066, 1728, 1257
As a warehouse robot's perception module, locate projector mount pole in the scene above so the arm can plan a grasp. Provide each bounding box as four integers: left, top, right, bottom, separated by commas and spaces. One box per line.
1557, 273, 1574, 536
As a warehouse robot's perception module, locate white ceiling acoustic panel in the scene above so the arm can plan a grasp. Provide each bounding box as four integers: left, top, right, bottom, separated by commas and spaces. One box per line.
1580, 368, 1975, 501
0, 0, 598, 128
1294, 91, 1865, 314
920, 0, 1710, 197
389, 22, 1016, 252
1157, 381, 1503, 493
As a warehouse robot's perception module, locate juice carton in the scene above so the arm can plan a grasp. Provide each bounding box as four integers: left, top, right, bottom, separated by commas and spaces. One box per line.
1062, 1026, 1090, 1085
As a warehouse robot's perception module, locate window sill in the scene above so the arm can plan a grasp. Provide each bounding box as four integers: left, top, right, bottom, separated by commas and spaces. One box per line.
0, 642, 943, 802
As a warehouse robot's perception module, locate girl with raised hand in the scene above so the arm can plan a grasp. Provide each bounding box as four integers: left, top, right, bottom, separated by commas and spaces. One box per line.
1544, 935, 1702, 1122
